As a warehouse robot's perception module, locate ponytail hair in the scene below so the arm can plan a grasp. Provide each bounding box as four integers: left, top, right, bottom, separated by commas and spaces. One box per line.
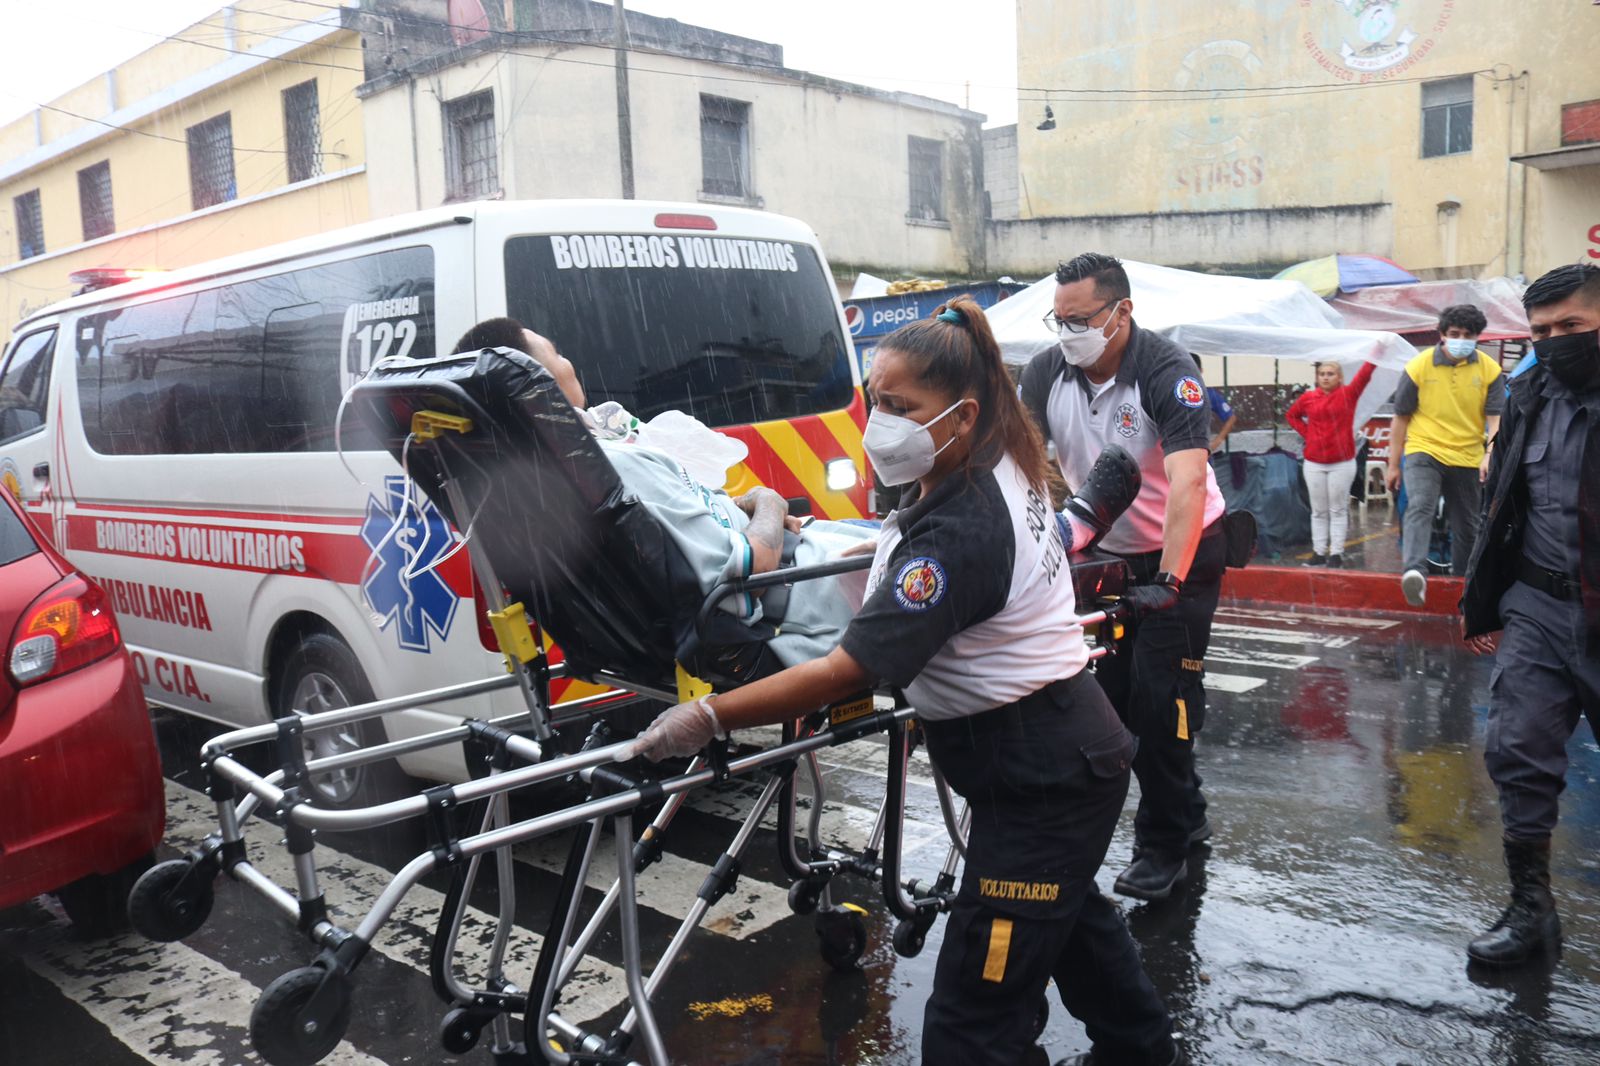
876, 296, 1053, 492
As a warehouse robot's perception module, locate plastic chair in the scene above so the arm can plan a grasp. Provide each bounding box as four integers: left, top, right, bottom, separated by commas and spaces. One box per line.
1364, 460, 1391, 505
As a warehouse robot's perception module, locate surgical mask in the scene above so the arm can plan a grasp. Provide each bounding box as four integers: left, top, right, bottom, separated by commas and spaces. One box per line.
863, 399, 969, 486
1536, 329, 1600, 393
1443, 337, 1477, 359
1057, 304, 1125, 368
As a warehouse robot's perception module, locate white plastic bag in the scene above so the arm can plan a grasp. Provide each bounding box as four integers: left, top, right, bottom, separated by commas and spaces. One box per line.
635, 410, 749, 489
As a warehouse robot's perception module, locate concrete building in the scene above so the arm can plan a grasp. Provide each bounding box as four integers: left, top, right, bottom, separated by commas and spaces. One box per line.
356, 0, 987, 283
998, 0, 1600, 280
0, 1, 369, 338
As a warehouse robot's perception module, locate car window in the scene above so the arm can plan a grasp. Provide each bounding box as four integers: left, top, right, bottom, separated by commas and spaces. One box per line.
0, 498, 39, 567
0, 327, 56, 445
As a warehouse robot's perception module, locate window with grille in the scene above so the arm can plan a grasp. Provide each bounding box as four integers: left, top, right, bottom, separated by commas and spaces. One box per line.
908, 137, 945, 221
700, 95, 751, 198
283, 80, 322, 184
187, 113, 237, 209
78, 161, 114, 242
443, 92, 498, 202
13, 189, 43, 259
1422, 77, 1473, 158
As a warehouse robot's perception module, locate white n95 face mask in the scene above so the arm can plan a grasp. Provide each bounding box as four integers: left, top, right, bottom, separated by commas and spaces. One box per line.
1057, 303, 1125, 368
863, 399, 968, 486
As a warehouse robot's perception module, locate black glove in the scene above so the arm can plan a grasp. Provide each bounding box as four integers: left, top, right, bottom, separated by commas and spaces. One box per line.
1063, 445, 1142, 551
1126, 572, 1182, 618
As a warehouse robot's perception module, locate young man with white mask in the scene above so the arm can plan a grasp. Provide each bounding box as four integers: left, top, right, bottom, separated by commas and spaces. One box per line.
1020, 253, 1228, 903
1384, 303, 1504, 606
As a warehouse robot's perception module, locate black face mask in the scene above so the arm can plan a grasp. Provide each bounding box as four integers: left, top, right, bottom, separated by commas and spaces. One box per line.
1537, 329, 1600, 393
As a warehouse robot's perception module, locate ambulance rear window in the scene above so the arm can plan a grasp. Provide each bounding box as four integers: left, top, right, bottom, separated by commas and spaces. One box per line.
504, 233, 852, 427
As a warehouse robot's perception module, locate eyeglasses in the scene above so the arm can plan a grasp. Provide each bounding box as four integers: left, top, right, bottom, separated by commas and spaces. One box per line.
1043, 298, 1119, 335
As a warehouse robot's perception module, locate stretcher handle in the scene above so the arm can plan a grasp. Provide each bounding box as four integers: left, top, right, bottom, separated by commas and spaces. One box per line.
696, 554, 874, 638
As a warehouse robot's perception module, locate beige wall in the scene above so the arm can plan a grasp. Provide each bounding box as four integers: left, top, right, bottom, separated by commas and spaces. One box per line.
1015, 0, 1600, 277
362, 45, 987, 277
1524, 164, 1600, 274
0, 9, 368, 339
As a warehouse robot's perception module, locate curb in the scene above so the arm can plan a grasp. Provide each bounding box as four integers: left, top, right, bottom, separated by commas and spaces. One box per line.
1221, 565, 1463, 617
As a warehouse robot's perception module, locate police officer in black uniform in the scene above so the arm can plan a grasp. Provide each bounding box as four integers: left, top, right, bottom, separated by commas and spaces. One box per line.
1461, 263, 1600, 966
634, 297, 1182, 1065
1021, 253, 1229, 902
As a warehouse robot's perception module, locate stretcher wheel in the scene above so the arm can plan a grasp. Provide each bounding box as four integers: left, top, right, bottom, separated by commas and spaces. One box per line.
127, 858, 214, 942
891, 918, 927, 958
815, 905, 868, 972
788, 880, 821, 916
439, 1007, 482, 1054
250, 965, 352, 1066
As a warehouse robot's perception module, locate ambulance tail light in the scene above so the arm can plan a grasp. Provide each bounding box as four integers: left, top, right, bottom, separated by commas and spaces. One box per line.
654, 213, 717, 231
825, 458, 858, 492
8, 576, 122, 686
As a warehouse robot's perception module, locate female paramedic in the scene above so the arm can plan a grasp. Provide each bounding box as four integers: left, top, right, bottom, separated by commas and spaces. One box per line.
631, 298, 1182, 1066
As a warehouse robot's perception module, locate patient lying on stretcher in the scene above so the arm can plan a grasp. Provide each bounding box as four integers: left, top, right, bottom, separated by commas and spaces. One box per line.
450, 319, 877, 668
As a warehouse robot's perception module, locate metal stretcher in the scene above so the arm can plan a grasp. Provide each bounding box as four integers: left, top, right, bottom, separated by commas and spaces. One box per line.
127, 347, 1131, 1066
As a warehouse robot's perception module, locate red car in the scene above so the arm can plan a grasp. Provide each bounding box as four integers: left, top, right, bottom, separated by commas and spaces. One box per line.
0, 489, 165, 934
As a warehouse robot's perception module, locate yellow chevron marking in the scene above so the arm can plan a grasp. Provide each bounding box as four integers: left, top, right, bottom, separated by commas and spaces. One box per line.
753, 420, 863, 520
818, 408, 866, 470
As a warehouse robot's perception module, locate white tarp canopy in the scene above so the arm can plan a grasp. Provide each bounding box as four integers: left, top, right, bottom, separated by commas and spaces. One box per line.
1326, 277, 1530, 340
986, 260, 1420, 428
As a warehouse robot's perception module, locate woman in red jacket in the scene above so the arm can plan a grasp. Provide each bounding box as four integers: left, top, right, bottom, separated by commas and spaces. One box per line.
1286, 360, 1376, 567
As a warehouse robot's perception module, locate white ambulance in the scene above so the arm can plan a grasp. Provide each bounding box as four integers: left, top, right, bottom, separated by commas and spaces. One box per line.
0, 200, 867, 805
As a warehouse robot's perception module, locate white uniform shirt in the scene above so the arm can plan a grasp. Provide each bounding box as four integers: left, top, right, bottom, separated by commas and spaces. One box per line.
840, 453, 1089, 720
1026, 322, 1226, 556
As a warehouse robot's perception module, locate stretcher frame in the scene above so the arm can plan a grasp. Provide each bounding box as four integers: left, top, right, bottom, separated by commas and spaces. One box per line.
129, 378, 1129, 1066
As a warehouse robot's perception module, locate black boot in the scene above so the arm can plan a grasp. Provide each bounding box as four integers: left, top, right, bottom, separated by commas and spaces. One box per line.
1467, 837, 1561, 967
1114, 847, 1188, 901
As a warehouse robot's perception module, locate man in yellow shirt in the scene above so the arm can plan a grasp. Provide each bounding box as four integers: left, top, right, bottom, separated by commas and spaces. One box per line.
1384, 304, 1504, 606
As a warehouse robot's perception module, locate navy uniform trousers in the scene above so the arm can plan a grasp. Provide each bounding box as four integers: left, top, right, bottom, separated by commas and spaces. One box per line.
920, 672, 1174, 1066
1487, 581, 1600, 840
1095, 523, 1227, 855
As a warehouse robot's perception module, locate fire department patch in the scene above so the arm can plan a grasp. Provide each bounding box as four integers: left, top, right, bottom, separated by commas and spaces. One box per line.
1175, 376, 1205, 409
1114, 402, 1142, 438
894, 557, 947, 612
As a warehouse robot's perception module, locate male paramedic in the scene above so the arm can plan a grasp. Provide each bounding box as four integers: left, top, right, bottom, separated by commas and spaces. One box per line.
1460, 264, 1600, 967
450, 319, 866, 667
1021, 252, 1229, 903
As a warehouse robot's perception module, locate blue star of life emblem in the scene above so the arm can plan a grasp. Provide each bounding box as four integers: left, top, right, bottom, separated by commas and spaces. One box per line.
360, 476, 459, 652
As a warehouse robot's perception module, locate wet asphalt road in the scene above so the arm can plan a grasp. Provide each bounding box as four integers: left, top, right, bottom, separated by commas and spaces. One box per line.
4, 602, 1600, 1065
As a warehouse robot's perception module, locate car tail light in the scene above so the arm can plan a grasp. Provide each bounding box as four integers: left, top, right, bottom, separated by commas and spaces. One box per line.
8, 576, 122, 686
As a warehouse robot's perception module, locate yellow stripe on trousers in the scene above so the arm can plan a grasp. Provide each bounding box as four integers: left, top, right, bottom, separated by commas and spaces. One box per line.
982, 918, 1013, 983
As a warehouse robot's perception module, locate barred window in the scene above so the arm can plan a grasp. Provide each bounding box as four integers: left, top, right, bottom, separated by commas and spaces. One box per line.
908, 137, 944, 221
13, 189, 43, 259
187, 113, 237, 210
283, 80, 322, 184
443, 91, 498, 202
78, 161, 114, 242
1422, 77, 1473, 158
700, 95, 750, 198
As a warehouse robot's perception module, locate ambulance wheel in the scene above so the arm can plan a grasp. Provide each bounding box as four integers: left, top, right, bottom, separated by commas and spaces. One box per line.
788, 880, 821, 916
816, 906, 868, 972
251, 965, 352, 1066
127, 858, 214, 942
439, 1007, 482, 1054
891, 918, 926, 958
1033, 996, 1050, 1042
274, 632, 404, 811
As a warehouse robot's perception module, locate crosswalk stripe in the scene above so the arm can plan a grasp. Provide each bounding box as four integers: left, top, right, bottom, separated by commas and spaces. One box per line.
1202, 672, 1268, 694
6, 903, 387, 1066
1210, 622, 1359, 649
1206, 644, 1320, 670
1216, 606, 1401, 631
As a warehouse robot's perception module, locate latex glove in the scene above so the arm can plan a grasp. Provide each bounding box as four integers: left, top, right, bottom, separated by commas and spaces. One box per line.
1126, 581, 1181, 619
630, 698, 725, 763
